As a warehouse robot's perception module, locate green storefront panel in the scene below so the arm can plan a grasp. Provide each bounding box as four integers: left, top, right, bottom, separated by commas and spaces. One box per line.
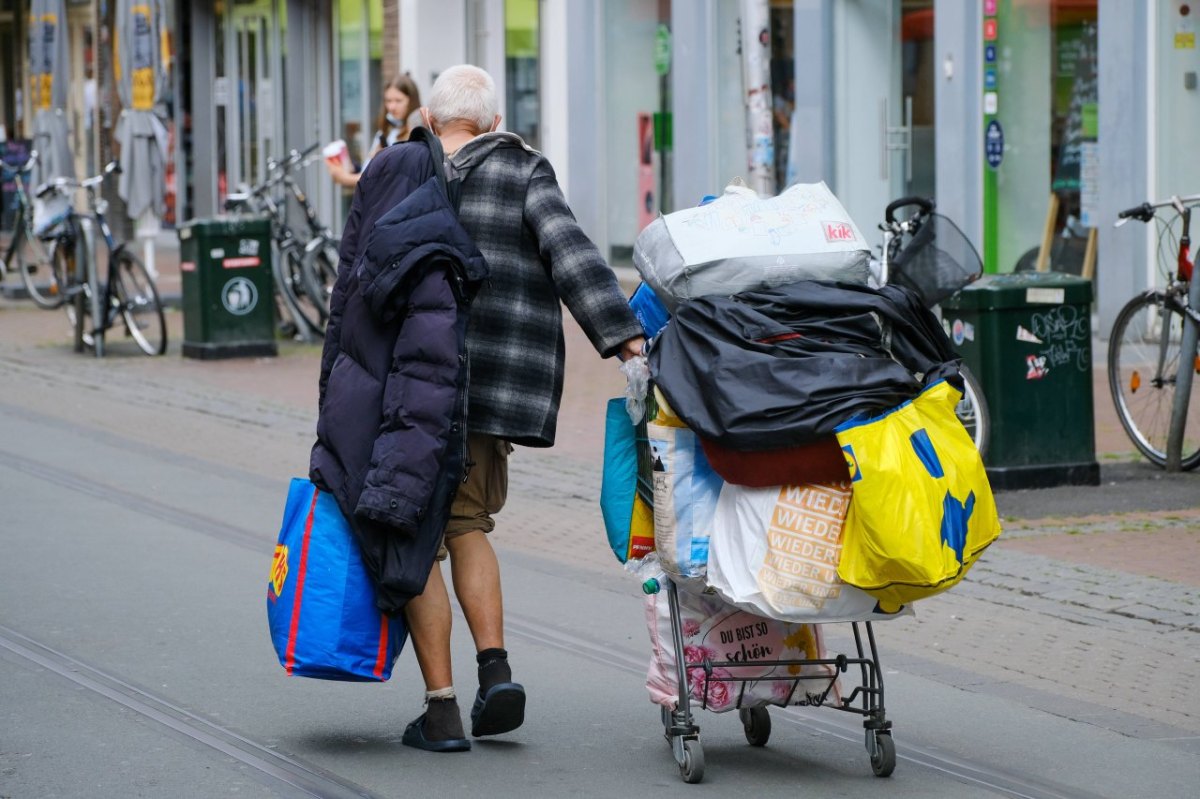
178, 217, 277, 359
941, 272, 1099, 489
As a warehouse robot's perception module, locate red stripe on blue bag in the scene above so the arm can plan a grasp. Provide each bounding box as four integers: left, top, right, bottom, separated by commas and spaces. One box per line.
373, 614, 389, 679
284, 486, 319, 675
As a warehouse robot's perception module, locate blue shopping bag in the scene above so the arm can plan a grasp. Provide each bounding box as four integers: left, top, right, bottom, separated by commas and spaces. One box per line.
267, 478, 407, 681
600, 398, 655, 563
629, 282, 670, 339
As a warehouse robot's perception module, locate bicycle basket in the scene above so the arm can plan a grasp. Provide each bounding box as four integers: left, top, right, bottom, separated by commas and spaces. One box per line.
890, 213, 983, 306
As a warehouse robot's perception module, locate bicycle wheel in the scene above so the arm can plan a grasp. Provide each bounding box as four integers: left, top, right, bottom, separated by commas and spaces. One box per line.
16, 226, 67, 309
57, 241, 96, 349
112, 251, 167, 355
1108, 291, 1200, 470
957, 364, 990, 459
275, 244, 326, 337
301, 238, 339, 321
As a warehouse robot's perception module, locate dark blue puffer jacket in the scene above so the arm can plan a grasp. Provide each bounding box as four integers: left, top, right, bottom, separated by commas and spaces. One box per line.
310, 131, 488, 614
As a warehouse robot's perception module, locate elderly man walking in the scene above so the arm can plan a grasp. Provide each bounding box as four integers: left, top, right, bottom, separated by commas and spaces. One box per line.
312, 63, 644, 753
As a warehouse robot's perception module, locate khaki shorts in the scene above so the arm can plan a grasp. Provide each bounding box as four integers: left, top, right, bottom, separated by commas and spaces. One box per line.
437, 434, 512, 561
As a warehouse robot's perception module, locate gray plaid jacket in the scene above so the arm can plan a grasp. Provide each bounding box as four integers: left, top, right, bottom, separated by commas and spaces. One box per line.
450, 133, 642, 447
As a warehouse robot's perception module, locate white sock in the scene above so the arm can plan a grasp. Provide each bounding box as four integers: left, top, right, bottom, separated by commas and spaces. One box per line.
425, 686, 456, 702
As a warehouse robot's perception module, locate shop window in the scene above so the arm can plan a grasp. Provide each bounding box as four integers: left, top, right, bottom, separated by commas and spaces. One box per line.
901, 0, 935, 200
602, 0, 669, 263
335, 0, 383, 220
505, 0, 539, 149
986, 0, 1098, 275
769, 0, 793, 190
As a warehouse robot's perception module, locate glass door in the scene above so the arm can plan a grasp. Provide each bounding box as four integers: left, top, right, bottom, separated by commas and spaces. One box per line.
832, 0, 905, 233
901, 0, 935, 199
215, 0, 284, 202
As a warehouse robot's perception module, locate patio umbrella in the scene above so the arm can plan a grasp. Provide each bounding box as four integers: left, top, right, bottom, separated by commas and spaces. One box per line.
28, 0, 74, 207
114, 0, 169, 272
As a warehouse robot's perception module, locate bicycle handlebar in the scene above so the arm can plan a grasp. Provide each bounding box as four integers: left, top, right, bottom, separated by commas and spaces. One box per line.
884, 195, 935, 225
273, 142, 321, 173
1117, 203, 1154, 224
1, 150, 40, 178
1114, 194, 1200, 227
34, 161, 122, 198
251, 143, 323, 194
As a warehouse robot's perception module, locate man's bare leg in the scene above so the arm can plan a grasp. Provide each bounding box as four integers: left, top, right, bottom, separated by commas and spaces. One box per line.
400, 562, 471, 751
444, 530, 503, 650
444, 529, 524, 736
403, 560, 455, 690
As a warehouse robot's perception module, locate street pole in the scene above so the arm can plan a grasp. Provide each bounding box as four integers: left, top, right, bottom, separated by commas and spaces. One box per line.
739, 0, 775, 197
1164, 270, 1200, 471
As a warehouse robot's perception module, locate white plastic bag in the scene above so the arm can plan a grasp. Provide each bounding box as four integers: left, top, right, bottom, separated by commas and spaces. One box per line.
632, 181, 871, 310
32, 194, 70, 237
706, 482, 914, 623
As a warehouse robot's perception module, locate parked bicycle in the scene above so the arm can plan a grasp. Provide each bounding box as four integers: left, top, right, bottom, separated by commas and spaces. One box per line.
37, 161, 167, 357
1109, 196, 1200, 470
224, 143, 339, 339
1, 150, 70, 308
875, 196, 990, 457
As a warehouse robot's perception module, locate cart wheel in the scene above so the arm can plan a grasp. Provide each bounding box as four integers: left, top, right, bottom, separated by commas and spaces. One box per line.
739, 707, 771, 747
870, 732, 896, 778
679, 739, 704, 783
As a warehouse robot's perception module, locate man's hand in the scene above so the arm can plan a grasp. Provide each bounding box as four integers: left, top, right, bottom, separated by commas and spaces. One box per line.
619, 336, 646, 362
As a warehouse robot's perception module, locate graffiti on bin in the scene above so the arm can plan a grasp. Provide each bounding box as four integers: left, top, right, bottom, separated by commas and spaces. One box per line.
1029, 305, 1089, 373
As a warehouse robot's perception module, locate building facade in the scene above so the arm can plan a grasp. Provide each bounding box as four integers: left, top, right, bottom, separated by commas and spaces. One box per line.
1, 0, 1190, 333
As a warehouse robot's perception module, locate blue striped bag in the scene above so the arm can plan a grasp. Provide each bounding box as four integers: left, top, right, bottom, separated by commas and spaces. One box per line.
267, 478, 406, 681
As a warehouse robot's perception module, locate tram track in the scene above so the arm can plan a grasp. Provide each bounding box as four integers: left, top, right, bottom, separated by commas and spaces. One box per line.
0, 625, 382, 799
0, 439, 1121, 799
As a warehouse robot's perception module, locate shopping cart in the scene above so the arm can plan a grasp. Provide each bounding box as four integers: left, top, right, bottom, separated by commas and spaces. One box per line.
644, 574, 895, 784
625, 188, 921, 785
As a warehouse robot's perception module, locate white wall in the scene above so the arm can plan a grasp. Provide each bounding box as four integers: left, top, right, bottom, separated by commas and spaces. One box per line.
400, 0, 467, 99
604, 0, 659, 250
715, 0, 749, 192
539, 0, 570, 194
934, 0, 983, 252
467, 0, 508, 118
1156, 0, 1200, 209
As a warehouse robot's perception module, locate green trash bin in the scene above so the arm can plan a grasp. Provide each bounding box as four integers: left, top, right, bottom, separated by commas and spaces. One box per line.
178, 217, 277, 359
941, 272, 1099, 489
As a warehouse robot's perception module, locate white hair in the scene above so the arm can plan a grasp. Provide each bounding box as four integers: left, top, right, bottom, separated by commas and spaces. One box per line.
427, 65, 498, 132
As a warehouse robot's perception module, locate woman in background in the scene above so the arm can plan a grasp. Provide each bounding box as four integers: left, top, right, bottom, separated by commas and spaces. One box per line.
326, 74, 421, 188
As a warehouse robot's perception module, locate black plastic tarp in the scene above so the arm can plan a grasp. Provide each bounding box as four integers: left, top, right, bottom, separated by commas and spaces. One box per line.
647, 281, 960, 451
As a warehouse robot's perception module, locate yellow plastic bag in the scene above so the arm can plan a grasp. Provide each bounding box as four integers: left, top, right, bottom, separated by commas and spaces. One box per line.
833, 379, 1001, 608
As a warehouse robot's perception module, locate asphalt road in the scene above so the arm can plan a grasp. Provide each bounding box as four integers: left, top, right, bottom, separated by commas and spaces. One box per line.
0, 305, 1198, 798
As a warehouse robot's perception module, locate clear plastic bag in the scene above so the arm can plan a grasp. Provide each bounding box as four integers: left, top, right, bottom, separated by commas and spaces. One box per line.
620, 355, 650, 425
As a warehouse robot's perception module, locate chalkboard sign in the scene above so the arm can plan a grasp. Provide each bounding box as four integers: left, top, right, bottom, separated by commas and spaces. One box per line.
1051, 22, 1098, 194
1, 139, 33, 233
